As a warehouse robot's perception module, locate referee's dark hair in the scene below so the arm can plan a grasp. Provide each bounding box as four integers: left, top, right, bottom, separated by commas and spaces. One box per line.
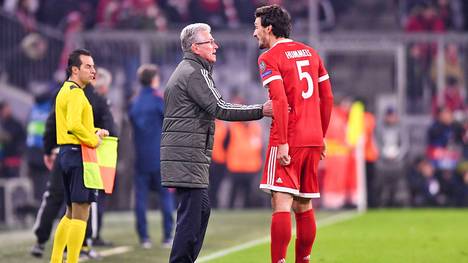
255, 5, 291, 38
66, 48, 92, 78
137, 64, 159, 86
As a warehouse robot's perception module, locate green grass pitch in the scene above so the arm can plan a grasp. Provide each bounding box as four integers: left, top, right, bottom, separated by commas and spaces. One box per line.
0, 209, 467, 262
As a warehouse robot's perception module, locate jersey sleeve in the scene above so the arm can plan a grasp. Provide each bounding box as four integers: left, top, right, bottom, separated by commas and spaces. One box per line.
258, 53, 288, 144
317, 57, 333, 136
258, 53, 282, 87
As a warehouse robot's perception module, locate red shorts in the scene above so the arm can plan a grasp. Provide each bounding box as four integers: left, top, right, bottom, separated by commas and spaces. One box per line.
260, 146, 322, 198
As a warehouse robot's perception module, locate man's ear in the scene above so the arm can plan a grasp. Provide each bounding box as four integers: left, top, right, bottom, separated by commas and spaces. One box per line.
191, 44, 200, 55
266, 25, 273, 34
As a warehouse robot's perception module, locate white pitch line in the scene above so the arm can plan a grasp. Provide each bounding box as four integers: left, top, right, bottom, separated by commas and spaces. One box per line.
196, 211, 359, 263
79, 246, 133, 262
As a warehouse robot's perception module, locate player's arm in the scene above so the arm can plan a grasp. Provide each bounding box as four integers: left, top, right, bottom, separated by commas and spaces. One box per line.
259, 55, 290, 166
67, 89, 100, 147
267, 79, 290, 166
318, 59, 333, 136
187, 70, 264, 121
318, 58, 333, 159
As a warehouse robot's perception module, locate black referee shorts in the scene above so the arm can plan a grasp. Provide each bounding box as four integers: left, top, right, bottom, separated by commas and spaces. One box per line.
58, 145, 98, 206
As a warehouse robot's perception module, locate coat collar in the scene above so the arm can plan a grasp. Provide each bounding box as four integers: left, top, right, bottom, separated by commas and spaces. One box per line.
183, 51, 213, 73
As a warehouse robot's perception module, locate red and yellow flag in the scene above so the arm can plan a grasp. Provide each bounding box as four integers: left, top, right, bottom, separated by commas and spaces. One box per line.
81, 136, 118, 194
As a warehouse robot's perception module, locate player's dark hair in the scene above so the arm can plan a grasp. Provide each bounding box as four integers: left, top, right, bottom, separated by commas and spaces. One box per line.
66, 49, 92, 78
255, 5, 291, 38
137, 64, 159, 86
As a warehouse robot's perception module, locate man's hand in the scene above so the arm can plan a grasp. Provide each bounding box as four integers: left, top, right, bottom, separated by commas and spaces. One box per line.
96, 129, 109, 138
43, 154, 56, 171
277, 143, 291, 166
321, 139, 327, 160
262, 100, 273, 117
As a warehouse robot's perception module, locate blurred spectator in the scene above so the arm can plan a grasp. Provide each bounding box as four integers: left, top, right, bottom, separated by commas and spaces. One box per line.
96, 0, 121, 28
6, 33, 51, 89
408, 156, 445, 206
405, 2, 445, 32
225, 92, 263, 208
209, 119, 228, 209
435, 0, 464, 31
375, 107, 410, 207
225, 120, 263, 208
322, 95, 356, 209
89, 67, 117, 247
427, 106, 464, 171
189, 0, 228, 29
361, 100, 379, 208
97, 0, 167, 30
431, 44, 465, 88
0, 101, 26, 178
405, 2, 445, 113
430, 44, 465, 117
455, 164, 468, 206
25, 87, 53, 202
35, 0, 97, 29
161, 0, 191, 25
129, 64, 174, 249
286, 0, 335, 31
14, 0, 38, 32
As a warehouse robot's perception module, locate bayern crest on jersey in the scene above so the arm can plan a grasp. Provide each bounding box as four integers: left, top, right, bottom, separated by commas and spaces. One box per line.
259, 61, 266, 72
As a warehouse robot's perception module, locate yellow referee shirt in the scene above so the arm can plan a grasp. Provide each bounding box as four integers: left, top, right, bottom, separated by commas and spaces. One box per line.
55, 80, 99, 147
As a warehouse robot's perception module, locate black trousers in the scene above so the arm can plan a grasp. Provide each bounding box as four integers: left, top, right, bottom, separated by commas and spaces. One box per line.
32, 157, 102, 245
170, 188, 211, 263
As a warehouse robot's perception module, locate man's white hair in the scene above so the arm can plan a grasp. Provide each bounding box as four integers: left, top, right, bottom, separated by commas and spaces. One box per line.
180, 23, 211, 52
95, 67, 112, 88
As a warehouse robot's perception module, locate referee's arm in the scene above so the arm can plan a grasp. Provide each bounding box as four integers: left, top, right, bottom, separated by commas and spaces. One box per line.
66, 89, 99, 147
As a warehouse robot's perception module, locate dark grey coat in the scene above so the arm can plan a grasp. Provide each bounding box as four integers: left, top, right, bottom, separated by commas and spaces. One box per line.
161, 52, 263, 188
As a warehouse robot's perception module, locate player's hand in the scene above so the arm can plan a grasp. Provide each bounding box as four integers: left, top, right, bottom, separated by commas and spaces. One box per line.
321, 140, 327, 160
43, 154, 56, 171
262, 100, 273, 117
96, 129, 109, 138
277, 143, 291, 166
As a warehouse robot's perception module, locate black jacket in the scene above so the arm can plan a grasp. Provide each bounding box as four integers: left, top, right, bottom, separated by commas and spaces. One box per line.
43, 85, 117, 155
161, 52, 263, 188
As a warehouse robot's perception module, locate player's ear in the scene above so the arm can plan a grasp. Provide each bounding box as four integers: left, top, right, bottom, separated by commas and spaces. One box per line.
266, 25, 273, 34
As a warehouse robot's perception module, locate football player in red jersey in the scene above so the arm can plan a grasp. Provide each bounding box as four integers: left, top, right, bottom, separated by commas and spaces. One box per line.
253, 5, 334, 263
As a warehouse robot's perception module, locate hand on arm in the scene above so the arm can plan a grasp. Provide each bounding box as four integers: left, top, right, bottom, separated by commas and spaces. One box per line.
262, 100, 273, 117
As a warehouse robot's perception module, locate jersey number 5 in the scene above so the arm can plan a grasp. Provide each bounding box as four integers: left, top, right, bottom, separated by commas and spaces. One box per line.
296, 60, 313, 99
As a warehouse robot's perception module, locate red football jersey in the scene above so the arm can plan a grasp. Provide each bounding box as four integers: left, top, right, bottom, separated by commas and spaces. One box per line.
258, 39, 332, 147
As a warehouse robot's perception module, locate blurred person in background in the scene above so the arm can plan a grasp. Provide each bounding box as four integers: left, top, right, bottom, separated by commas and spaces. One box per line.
405, 2, 445, 113
208, 119, 228, 209
25, 86, 54, 203
161, 23, 271, 263
359, 98, 379, 208
322, 95, 354, 209
408, 156, 445, 206
375, 106, 410, 207
225, 91, 264, 209
6, 33, 52, 90
427, 106, 464, 172
87, 67, 117, 247
0, 101, 26, 178
253, 5, 333, 263
129, 64, 175, 249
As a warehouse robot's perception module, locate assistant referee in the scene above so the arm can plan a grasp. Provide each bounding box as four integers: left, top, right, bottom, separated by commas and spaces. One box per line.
49, 49, 109, 263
